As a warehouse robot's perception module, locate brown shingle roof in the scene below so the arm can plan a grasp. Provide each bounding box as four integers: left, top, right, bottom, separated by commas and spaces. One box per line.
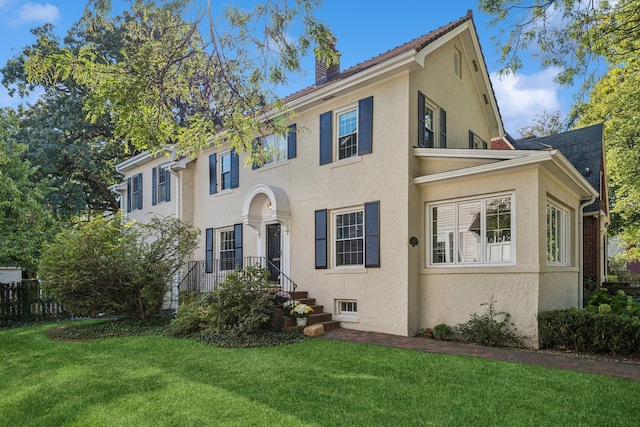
284, 10, 474, 103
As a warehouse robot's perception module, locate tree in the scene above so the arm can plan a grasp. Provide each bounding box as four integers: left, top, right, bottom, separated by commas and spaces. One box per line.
39, 214, 199, 319
479, 0, 640, 88
23, 0, 336, 158
576, 61, 640, 258
2, 24, 132, 219
0, 108, 56, 275
517, 110, 565, 138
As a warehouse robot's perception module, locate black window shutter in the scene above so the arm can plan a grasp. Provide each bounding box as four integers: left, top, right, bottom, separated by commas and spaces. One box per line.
358, 96, 373, 155
138, 173, 143, 209
205, 228, 213, 273
469, 130, 474, 148
152, 167, 157, 206
315, 209, 328, 269
252, 138, 260, 170
418, 92, 426, 148
209, 153, 217, 194
126, 177, 132, 213
440, 108, 447, 148
364, 201, 380, 268
230, 148, 239, 189
288, 124, 297, 159
165, 169, 171, 202
234, 223, 243, 269
319, 112, 332, 165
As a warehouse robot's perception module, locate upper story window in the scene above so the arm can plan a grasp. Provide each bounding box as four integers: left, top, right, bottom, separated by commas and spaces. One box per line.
469, 130, 488, 149
337, 108, 358, 160
429, 194, 514, 266
127, 172, 143, 212
418, 92, 446, 148
319, 96, 373, 165
152, 165, 170, 205
209, 149, 239, 194
262, 134, 288, 165
454, 47, 462, 79
547, 202, 569, 265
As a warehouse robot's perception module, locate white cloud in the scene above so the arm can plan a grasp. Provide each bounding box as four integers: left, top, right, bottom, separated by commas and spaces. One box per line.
6, 2, 60, 27
490, 68, 563, 137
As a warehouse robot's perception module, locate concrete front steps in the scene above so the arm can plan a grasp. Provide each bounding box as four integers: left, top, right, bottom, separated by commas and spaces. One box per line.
282, 291, 340, 331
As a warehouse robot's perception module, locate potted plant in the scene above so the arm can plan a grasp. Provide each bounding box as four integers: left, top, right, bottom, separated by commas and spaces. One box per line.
282, 299, 299, 316
273, 291, 291, 309
291, 303, 313, 327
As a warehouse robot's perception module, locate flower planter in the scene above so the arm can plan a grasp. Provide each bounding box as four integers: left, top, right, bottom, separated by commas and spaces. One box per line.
296, 317, 307, 327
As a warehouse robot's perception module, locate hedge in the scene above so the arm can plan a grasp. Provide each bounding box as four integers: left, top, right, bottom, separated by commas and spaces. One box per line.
538, 309, 640, 356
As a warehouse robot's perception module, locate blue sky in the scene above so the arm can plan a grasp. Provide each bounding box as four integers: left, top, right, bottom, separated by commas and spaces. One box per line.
0, 0, 573, 136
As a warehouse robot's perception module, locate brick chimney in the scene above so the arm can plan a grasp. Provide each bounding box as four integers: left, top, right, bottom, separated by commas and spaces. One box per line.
315, 40, 340, 85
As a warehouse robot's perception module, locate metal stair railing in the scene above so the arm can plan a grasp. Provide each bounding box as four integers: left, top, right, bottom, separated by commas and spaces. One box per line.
178, 257, 298, 294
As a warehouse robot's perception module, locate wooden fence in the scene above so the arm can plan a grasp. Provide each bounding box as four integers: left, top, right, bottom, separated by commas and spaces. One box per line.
0, 280, 68, 323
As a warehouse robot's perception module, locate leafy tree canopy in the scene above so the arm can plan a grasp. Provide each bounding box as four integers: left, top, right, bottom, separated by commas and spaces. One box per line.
517, 109, 565, 138
479, 0, 640, 88
23, 0, 336, 158
0, 108, 56, 274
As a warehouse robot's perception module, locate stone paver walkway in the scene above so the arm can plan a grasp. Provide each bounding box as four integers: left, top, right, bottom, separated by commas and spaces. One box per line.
321, 328, 640, 381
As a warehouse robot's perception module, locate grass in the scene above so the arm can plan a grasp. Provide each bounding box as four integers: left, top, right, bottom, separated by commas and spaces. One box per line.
1, 322, 639, 426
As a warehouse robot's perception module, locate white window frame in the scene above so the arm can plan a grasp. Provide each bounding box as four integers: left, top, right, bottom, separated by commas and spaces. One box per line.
428, 193, 515, 266
546, 201, 569, 265
131, 173, 143, 211
218, 227, 235, 271
261, 133, 288, 166
335, 299, 358, 321
156, 164, 170, 204
219, 151, 232, 191
335, 104, 358, 161
422, 97, 440, 148
332, 206, 365, 268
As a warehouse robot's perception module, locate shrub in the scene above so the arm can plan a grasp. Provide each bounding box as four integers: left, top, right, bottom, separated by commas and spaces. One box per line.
455, 297, 523, 347
586, 288, 640, 317
538, 309, 640, 356
433, 324, 452, 340
168, 265, 276, 337
39, 214, 199, 320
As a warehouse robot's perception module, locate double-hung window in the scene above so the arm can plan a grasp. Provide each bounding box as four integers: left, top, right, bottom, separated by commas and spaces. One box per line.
127, 172, 143, 212
209, 149, 239, 194
469, 130, 488, 149
418, 92, 446, 148
319, 96, 373, 165
547, 202, 569, 265
337, 108, 358, 160
219, 228, 236, 271
429, 194, 513, 265
262, 134, 288, 165
335, 209, 364, 266
220, 153, 232, 191
152, 165, 170, 205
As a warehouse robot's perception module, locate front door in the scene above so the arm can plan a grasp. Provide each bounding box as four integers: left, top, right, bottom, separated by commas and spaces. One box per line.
266, 223, 281, 283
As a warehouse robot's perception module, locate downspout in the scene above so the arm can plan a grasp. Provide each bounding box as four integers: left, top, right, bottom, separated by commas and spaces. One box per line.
579, 194, 597, 308
168, 157, 182, 310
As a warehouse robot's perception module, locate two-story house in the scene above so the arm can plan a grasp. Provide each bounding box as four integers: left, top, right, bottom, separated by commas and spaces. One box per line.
113, 11, 597, 346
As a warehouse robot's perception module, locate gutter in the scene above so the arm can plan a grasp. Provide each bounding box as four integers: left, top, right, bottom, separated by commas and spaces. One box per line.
578, 193, 597, 308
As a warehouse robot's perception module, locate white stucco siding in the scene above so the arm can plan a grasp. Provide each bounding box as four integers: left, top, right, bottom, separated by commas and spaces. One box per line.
187, 74, 413, 336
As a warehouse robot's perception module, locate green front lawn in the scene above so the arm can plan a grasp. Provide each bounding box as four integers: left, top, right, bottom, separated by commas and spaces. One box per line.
1, 322, 639, 426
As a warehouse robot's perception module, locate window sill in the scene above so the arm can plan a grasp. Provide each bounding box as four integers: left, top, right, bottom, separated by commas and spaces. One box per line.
333, 314, 358, 323
214, 189, 233, 197
257, 159, 290, 172
329, 155, 362, 169
326, 267, 368, 274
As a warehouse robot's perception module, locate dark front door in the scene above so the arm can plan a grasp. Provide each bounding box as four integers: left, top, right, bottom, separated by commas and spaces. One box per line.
266, 223, 281, 283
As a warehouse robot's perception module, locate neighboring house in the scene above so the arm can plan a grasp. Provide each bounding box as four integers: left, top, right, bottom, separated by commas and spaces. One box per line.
510, 124, 609, 286
113, 11, 597, 346
0, 267, 21, 283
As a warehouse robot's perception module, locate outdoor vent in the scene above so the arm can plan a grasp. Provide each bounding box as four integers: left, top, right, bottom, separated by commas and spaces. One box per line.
584, 167, 592, 177
482, 94, 489, 105
472, 59, 479, 72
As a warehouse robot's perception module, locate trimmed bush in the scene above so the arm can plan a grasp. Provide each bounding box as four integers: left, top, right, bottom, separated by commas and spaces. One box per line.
538, 309, 640, 356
